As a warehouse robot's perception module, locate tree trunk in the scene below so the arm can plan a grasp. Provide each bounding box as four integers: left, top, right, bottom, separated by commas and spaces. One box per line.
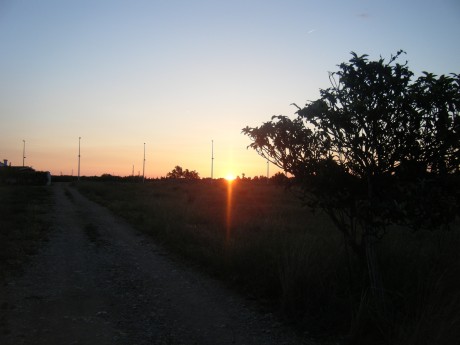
365, 174, 386, 316
364, 230, 386, 316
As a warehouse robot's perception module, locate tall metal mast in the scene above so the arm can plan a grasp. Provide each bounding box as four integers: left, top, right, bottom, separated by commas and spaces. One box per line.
22, 140, 26, 167
78, 137, 81, 181
142, 142, 146, 183
266, 159, 270, 183
211, 140, 214, 179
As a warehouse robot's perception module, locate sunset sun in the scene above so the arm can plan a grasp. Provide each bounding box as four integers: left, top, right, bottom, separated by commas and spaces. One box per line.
225, 174, 235, 181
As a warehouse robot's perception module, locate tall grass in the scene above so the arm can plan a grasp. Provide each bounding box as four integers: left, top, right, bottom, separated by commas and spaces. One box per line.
379, 229, 460, 345
76, 180, 460, 343
0, 185, 52, 282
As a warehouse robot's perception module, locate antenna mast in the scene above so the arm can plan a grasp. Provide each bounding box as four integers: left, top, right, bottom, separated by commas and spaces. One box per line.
211, 140, 214, 179
142, 142, 146, 183
266, 159, 269, 183
22, 140, 26, 167
78, 137, 81, 181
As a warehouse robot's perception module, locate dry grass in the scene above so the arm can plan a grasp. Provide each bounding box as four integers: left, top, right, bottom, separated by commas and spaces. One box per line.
76, 180, 460, 344
0, 185, 52, 282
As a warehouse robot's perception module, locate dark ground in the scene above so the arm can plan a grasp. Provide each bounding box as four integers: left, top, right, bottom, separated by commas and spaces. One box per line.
0, 183, 314, 345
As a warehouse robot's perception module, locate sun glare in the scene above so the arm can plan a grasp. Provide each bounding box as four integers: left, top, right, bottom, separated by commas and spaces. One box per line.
225, 174, 235, 182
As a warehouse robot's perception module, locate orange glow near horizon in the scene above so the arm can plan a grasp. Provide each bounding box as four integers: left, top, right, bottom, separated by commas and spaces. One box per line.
225, 177, 234, 242
1, 2, 458, 185
225, 174, 236, 181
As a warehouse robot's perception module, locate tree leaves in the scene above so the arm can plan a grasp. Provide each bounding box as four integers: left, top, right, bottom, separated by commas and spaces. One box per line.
166, 166, 200, 180
243, 51, 459, 244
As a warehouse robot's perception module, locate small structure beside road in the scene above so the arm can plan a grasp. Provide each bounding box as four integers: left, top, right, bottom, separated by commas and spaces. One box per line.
0, 159, 51, 185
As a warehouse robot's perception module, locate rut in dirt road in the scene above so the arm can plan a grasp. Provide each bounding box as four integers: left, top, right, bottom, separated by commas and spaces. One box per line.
0, 183, 312, 345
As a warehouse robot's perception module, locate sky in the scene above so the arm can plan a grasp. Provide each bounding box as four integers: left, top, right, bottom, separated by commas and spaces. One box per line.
1, 0, 459, 179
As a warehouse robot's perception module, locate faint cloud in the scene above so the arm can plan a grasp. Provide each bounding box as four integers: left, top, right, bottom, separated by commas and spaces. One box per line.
307, 29, 317, 34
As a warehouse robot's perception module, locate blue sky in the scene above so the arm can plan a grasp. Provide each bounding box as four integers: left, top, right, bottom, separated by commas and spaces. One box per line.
1, 0, 459, 177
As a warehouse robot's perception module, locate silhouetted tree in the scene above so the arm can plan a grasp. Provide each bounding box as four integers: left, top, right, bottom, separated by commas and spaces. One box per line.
252, 175, 268, 183
270, 171, 288, 185
166, 166, 184, 179
183, 169, 200, 180
166, 166, 200, 180
243, 51, 459, 315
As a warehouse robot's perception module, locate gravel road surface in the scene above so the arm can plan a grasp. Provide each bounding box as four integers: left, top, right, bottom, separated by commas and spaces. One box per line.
1, 183, 313, 345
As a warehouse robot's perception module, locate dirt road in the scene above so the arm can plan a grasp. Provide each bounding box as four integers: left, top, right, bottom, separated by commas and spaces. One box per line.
0, 183, 311, 345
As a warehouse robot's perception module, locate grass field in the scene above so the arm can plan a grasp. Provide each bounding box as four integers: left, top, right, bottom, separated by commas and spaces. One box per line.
0, 185, 52, 283
76, 179, 460, 344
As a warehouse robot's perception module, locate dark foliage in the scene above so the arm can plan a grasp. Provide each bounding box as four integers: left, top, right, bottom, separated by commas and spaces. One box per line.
166, 165, 200, 180
244, 51, 459, 253
243, 51, 460, 342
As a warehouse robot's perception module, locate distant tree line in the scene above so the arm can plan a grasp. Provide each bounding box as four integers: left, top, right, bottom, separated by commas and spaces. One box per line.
52, 171, 291, 183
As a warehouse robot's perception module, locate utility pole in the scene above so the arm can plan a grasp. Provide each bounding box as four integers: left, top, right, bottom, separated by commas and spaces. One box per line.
142, 143, 146, 183
266, 159, 269, 183
211, 140, 214, 179
78, 137, 81, 181
22, 140, 26, 167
